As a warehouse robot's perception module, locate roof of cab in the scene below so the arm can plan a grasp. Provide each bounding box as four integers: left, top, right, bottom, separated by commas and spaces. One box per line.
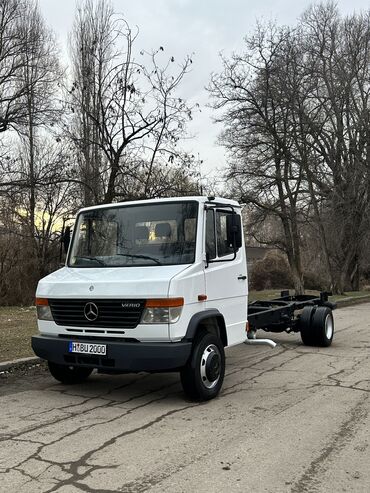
79, 196, 241, 213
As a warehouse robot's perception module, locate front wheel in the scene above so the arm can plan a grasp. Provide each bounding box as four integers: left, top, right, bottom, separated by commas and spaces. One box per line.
48, 362, 93, 384
180, 332, 225, 401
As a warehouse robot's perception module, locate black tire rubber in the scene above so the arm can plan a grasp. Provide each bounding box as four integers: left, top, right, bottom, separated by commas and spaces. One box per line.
180, 331, 225, 401
48, 362, 93, 384
299, 306, 334, 347
310, 306, 334, 347
299, 306, 316, 346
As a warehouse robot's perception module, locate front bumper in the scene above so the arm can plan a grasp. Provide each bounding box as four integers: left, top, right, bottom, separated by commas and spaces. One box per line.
32, 335, 192, 372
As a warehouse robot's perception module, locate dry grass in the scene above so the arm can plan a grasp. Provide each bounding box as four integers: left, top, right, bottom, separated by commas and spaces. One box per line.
0, 306, 38, 362
249, 289, 320, 301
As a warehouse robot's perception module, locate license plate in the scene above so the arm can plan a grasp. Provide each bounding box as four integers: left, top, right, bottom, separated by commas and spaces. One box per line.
68, 341, 107, 356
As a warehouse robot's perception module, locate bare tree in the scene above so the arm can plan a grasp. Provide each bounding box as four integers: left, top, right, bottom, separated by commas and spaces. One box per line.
209, 24, 307, 294
290, 4, 370, 292
68, 0, 108, 205
16, 0, 62, 243
210, 4, 370, 294
111, 153, 201, 200
67, 0, 195, 205
0, 0, 29, 134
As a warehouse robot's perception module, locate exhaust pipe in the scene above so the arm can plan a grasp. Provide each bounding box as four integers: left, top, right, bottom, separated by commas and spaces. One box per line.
244, 337, 277, 348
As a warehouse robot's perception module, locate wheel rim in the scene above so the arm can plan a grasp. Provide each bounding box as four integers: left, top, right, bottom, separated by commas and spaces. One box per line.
325, 314, 333, 340
200, 344, 221, 389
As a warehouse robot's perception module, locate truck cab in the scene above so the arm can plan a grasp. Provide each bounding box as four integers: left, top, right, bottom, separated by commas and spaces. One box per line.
32, 196, 250, 400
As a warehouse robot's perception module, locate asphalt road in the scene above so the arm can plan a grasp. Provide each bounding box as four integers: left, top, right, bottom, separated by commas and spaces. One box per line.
0, 303, 369, 493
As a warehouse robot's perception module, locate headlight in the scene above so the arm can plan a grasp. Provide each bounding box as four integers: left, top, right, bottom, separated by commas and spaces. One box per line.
36, 298, 54, 321
141, 298, 184, 324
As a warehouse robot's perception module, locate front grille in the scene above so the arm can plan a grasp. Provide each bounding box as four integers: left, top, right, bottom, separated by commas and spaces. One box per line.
49, 299, 145, 329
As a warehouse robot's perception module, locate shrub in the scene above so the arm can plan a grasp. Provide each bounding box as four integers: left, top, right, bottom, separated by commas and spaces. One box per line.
303, 271, 326, 291
250, 251, 293, 291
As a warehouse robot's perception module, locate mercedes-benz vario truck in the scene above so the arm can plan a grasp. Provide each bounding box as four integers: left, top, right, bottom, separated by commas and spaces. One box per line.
32, 196, 335, 401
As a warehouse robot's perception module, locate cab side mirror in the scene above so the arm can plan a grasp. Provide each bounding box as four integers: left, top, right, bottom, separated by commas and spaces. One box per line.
226, 214, 242, 250
61, 226, 71, 254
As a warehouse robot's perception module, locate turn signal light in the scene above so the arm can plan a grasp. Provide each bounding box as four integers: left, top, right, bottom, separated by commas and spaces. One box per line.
35, 297, 49, 306
35, 298, 53, 321
145, 298, 184, 308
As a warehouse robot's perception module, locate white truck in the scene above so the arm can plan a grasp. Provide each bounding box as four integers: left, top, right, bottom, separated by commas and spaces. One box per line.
32, 196, 335, 401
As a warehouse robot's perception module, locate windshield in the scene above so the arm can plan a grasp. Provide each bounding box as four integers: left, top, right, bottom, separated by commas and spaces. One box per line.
68, 201, 198, 268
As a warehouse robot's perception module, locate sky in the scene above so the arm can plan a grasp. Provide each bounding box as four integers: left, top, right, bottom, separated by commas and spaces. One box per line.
39, 0, 370, 181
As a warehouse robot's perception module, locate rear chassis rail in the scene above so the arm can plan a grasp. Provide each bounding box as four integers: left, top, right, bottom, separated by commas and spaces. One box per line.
248, 291, 336, 333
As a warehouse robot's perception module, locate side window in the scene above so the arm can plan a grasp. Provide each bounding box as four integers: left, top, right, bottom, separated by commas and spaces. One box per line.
216, 210, 234, 257
205, 209, 216, 260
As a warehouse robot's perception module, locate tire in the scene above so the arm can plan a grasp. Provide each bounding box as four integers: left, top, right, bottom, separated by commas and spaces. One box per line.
299, 306, 334, 347
299, 306, 316, 346
48, 362, 93, 384
180, 331, 225, 401
310, 306, 334, 347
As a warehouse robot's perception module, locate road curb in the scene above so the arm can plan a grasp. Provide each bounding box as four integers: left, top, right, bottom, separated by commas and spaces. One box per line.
336, 295, 370, 308
0, 356, 41, 373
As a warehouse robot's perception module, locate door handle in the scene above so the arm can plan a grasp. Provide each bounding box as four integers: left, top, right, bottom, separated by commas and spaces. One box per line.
238, 275, 247, 280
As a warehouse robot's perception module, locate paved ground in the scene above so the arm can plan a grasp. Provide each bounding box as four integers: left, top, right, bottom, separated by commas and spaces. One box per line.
0, 304, 369, 493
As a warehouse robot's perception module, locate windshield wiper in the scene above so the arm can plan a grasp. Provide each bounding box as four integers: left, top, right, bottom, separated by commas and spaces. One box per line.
74, 255, 106, 266
116, 253, 162, 265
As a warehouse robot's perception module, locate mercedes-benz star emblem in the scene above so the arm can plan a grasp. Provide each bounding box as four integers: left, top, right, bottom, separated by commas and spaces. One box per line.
84, 302, 98, 321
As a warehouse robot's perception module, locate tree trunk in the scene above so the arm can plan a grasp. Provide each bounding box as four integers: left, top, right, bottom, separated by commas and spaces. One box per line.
285, 248, 305, 295
104, 155, 120, 203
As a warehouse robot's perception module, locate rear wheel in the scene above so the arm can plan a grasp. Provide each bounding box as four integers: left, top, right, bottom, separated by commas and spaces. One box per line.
180, 332, 225, 401
299, 306, 315, 346
311, 306, 334, 347
299, 306, 334, 347
48, 362, 93, 384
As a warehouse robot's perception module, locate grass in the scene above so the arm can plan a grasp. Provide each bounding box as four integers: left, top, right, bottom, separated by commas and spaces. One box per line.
249, 289, 324, 301
1, 288, 370, 363
0, 306, 38, 362
329, 290, 370, 303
